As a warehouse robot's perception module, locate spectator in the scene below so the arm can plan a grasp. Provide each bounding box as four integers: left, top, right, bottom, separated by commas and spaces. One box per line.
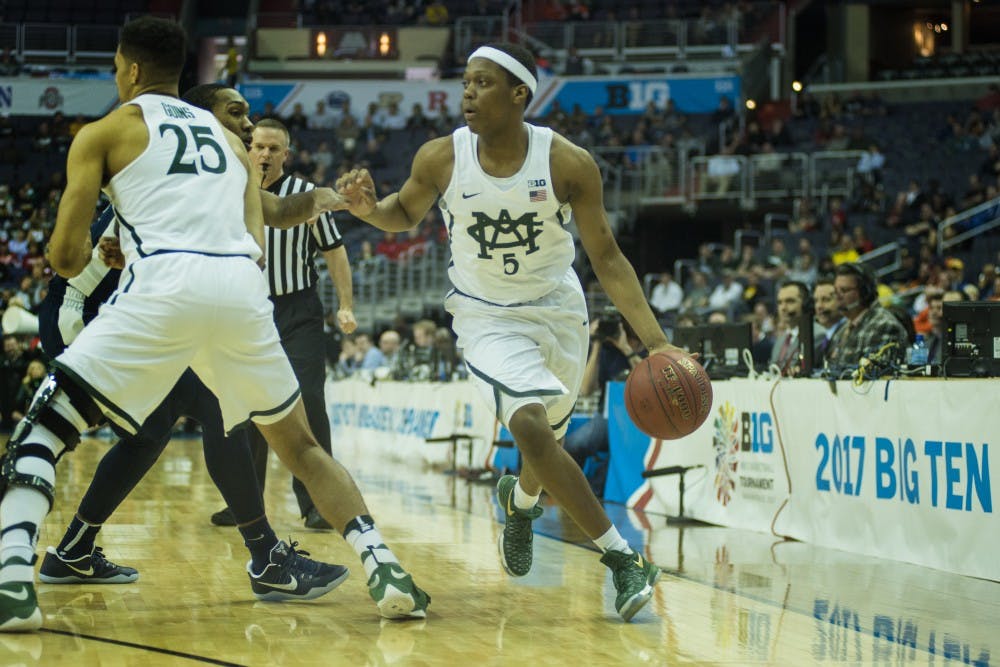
769, 281, 811, 376
813, 277, 845, 362
852, 225, 874, 255
826, 264, 908, 369
362, 330, 402, 372
375, 101, 407, 131
0, 334, 29, 431
336, 113, 362, 156
406, 103, 431, 133
856, 143, 885, 183
703, 148, 741, 195
376, 231, 406, 261
707, 270, 743, 312
285, 103, 309, 132
649, 272, 683, 317
308, 100, 337, 130
11, 359, 46, 423
563, 46, 587, 76
399, 319, 438, 380
682, 270, 711, 312
422, 0, 449, 25
831, 232, 860, 266
923, 291, 946, 364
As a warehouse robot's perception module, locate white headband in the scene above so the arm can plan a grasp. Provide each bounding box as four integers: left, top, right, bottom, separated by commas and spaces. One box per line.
469, 46, 537, 95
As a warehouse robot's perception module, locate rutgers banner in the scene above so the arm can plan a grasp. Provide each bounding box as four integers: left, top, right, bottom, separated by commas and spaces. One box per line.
773, 379, 997, 581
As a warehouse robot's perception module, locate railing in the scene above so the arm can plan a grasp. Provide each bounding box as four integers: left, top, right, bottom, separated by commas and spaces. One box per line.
809, 150, 865, 202
454, 15, 511, 63
749, 152, 808, 201
317, 243, 452, 331
688, 154, 749, 204
4, 23, 120, 61
937, 195, 1000, 255
858, 242, 903, 280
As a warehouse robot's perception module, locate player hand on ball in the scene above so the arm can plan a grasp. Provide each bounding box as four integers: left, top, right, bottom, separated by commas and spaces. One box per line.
648, 342, 697, 360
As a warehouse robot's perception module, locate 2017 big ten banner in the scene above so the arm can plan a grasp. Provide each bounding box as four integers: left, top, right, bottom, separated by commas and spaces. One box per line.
773, 379, 997, 580
240, 81, 464, 118
605, 379, 788, 533
526, 74, 741, 117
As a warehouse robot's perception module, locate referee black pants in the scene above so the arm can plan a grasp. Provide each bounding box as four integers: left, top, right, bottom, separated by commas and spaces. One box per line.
247, 285, 333, 517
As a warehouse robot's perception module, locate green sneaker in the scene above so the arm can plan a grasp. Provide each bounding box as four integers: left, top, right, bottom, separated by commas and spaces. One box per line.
600, 549, 661, 622
0, 577, 42, 632
496, 475, 543, 577
367, 562, 431, 620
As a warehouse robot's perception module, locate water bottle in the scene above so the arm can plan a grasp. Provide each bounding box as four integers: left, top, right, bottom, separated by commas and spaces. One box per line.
910, 334, 929, 366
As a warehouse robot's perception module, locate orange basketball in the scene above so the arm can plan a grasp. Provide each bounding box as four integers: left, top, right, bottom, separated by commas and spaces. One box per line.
625, 350, 713, 440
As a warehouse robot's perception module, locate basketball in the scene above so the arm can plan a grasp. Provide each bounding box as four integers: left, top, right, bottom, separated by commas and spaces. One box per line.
625, 350, 713, 440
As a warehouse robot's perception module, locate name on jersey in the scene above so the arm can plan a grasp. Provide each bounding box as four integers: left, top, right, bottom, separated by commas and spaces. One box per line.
161, 102, 195, 119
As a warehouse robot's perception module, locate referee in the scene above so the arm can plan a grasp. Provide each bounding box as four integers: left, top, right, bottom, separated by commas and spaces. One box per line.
211, 118, 356, 529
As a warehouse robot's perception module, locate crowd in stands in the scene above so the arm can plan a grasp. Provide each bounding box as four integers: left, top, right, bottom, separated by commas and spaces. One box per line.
4, 80, 1000, 429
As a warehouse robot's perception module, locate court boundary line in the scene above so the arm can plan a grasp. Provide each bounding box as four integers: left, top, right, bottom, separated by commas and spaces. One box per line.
39, 628, 246, 666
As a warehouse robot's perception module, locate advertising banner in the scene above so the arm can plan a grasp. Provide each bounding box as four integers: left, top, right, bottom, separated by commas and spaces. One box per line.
606, 378, 787, 534
526, 74, 741, 117
239, 74, 740, 120
0, 77, 118, 116
774, 379, 997, 581
327, 378, 495, 468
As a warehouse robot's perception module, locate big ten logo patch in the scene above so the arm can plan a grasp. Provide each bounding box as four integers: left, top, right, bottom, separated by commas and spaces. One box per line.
740, 411, 773, 453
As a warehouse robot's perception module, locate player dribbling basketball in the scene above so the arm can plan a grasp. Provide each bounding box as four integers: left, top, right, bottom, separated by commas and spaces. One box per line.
338, 43, 690, 621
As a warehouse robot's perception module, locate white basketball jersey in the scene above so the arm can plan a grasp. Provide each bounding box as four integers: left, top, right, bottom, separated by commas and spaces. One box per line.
105, 93, 259, 264
440, 124, 574, 305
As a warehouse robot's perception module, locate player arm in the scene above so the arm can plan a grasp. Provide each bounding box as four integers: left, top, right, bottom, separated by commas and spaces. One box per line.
568, 146, 673, 355
321, 244, 355, 326
261, 188, 348, 229
224, 129, 266, 256
337, 138, 447, 232
49, 124, 106, 277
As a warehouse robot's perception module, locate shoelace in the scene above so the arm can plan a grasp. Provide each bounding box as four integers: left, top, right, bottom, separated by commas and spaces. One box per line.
280, 539, 322, 577
89, 546, 119, 574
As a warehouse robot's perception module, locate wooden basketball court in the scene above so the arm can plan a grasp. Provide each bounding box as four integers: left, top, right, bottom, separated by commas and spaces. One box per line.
0, 433, 994, 666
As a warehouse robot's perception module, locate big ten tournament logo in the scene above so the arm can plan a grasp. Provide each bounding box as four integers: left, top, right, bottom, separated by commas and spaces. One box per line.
814, 433, 992, 513
712, 401, 775, 506
605, 81, 670, 112
39, 86, 64, 110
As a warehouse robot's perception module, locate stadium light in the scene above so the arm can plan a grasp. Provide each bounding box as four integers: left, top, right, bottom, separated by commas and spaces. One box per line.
316, 32, 327, 57
792, 81, 803, 93
379, 32, 391, 57
746, 99, 757, 110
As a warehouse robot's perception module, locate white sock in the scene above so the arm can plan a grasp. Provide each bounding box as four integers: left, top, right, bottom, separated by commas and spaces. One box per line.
593, 525, 631, 554
344, 517, 399, 580
513, 479, 540, 511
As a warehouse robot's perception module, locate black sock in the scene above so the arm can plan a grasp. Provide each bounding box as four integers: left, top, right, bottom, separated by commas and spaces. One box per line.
56, 517, 101, 559
240, 517, 278, 574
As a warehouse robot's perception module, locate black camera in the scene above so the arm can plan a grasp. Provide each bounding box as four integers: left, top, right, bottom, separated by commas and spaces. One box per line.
596, 308, 623, 340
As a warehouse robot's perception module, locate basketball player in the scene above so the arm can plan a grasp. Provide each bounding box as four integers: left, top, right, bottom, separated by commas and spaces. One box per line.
0, 18, 427, 631
210, 118, 355, 531
337, 43, 686, 622
36, 85, 347, 604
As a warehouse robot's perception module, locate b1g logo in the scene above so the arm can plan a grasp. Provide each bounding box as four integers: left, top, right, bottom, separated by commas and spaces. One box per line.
605, 81, 670, 111
527, 179, 546, 187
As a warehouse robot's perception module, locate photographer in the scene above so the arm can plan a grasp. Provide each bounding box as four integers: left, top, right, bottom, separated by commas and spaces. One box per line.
565, 309, 644, 495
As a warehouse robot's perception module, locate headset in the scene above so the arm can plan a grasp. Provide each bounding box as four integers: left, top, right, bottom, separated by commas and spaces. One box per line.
835, 262, 878, 308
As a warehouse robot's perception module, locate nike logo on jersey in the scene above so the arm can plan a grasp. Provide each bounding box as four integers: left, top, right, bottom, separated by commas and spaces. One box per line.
462, 192, 481, 199
256, 574, 299, 591
0, 586, 29, 601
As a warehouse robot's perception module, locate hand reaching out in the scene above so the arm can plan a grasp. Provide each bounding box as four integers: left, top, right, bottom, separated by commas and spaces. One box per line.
335, 169, 377, 218
311, 187, 351, 215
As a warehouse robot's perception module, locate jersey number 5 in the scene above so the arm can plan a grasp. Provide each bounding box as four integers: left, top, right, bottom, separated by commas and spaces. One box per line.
159, 123, 228, 176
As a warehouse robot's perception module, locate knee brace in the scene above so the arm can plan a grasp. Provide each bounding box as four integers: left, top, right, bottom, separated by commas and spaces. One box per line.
0, 370, 103, 505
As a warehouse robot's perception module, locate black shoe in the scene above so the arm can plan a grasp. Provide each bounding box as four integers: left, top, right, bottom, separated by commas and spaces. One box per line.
38, 546, 139, 584
303, 507, 332, 530
211, 507, 237, 527
248, 540, 349, 601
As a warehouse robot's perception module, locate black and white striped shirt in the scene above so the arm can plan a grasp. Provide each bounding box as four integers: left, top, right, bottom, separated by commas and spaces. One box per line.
265, 174, 343, 296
